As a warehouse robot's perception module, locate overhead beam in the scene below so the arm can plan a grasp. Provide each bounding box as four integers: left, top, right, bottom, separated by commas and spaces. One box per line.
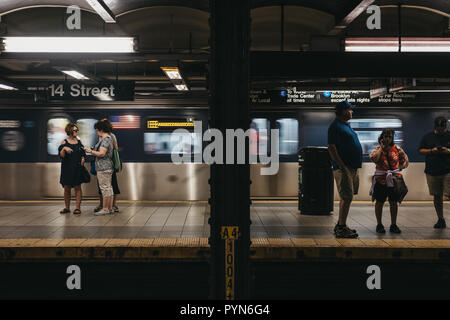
250, 51, 450, 78
328, 0, 376, 35
85, 0, 116, 23
0, 53, 209, 63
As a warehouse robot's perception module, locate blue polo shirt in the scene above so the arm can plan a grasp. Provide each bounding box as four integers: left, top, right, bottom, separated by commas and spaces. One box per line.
328, 119, 363, 170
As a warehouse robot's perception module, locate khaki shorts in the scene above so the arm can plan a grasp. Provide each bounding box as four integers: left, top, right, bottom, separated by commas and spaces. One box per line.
334, 168, 359, 200
97, 170, 113, 197
426, 173, 450, 197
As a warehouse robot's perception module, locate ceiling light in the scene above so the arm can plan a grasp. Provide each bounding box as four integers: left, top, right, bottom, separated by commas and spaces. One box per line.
175, 84, 189, 91
345, 37, 450, 52
2, 37, 135, 53
97, 93, 113, 101
0, 84, 18, 90
85, 0, 116, 23
61, 70, 90, 80
161, 67, 182, 80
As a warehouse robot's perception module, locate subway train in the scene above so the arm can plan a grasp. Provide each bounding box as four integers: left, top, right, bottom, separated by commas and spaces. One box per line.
0, 102, 449, 201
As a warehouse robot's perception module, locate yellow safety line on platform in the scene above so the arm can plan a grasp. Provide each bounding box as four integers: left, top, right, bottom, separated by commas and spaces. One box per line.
0, 238, 448, 248
0, 238, 448, 260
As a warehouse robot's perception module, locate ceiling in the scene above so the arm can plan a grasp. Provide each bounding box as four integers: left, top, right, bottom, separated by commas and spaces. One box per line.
0, 1, 448, 100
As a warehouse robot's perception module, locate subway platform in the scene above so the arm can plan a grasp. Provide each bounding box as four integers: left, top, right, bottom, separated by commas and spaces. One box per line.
0, 201, 450, 299
0, 201, 449, 240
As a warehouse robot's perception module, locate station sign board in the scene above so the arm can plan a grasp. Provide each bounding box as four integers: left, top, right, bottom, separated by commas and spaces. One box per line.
47, 81, 135, 101
250, 87, 424, 105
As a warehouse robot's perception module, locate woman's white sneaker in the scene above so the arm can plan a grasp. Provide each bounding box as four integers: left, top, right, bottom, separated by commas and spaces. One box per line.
94, 209, 110, 216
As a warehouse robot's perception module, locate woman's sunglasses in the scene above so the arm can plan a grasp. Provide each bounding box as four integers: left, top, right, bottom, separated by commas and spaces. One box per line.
72, 129, 79, 133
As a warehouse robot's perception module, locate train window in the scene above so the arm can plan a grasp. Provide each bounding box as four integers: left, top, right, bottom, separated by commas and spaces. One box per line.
251, 118, 269, 155
1, 130, 25, 152
144, 132, 201, 155
76, 119, 98, 148
349, 118, 403, 155
349, 119, 402, 129
276, 118, 299, 155
144, 118, 201, 155
47, 118, 69, 155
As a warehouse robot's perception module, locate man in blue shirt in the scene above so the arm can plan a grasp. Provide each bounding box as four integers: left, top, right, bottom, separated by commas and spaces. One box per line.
419, 116, 450, 228
328, 100, 363, 238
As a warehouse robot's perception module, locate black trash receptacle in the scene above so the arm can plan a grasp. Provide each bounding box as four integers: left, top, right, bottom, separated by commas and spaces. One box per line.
298, 147, 334, 215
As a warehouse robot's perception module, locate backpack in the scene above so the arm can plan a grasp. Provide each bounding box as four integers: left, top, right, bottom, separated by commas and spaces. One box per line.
113, 148, 122, 173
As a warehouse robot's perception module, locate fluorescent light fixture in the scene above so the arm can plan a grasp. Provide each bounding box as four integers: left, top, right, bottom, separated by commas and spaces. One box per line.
400, 89, 450, 93
97, 93, 113, 101
2, 37, 135, 53
0, 84, 18, 90
175, 84, 189, 91
86, 0, 116, 23
61, 70, 89, 80
161, 67, 182, 80
345, 37, 450, 52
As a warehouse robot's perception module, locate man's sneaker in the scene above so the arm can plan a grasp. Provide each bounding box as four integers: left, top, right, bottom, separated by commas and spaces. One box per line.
376, 224, 386, 234
113, 206, 119, 213
390, 224, 402, 234
93, 206, 102, 213
335, 225, 359, 238
94, 209, 109, 216
434, 218, 446, 229
334, 224, 356, 234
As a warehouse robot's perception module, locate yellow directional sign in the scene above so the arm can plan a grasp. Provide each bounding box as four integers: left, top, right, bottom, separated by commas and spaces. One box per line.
147, 120, 194, 129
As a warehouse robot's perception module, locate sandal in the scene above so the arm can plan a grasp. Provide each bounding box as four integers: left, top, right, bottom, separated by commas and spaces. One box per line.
93, 206, 102, 213
60, 208, 70, 214
73, 209, 81, 215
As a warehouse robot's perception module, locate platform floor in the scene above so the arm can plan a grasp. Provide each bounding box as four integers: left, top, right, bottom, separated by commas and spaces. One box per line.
0, 201, 449, 239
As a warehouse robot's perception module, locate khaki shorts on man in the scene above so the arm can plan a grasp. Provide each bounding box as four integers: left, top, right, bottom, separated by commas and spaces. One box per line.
426, 173, 450, 197
334, 168, 359, 200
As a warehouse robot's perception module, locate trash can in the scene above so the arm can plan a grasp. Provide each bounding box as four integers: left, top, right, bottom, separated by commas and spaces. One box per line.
298, 146, 333, 215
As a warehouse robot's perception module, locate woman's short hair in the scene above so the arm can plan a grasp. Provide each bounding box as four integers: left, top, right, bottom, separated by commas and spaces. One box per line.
65, 123, 78, 136
435, 116, 447, 129
94, 119, 113, 133
378, 128, 395, 146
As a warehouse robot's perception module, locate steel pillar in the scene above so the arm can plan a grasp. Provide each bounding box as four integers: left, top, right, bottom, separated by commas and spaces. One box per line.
208, 0, 251, 300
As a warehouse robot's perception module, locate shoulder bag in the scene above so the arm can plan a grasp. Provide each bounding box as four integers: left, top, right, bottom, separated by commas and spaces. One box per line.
387, 147, 408, 203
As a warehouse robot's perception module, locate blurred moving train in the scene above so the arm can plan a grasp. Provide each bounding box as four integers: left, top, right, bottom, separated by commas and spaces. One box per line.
0, 103, 449, 201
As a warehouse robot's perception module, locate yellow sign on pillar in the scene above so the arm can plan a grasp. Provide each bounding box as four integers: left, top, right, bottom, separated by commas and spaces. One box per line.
221, 226, 239, 300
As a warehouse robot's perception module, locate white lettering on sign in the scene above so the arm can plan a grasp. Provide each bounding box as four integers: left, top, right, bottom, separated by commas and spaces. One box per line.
0, 120, 20, 128
69, 84, 115, 97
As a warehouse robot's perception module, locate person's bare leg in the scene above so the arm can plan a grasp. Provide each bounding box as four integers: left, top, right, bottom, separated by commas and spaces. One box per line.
102, 195, 109, 211
375, 201, 384, 225
64, 186, 71, 210
98, 196, 103, 209
113, 194, 118, 207
434, 195, 444, 219
106, 195, 113, 211
338, 199, 352, 225
389, 200, 398, 225
75, 186, 82, 210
